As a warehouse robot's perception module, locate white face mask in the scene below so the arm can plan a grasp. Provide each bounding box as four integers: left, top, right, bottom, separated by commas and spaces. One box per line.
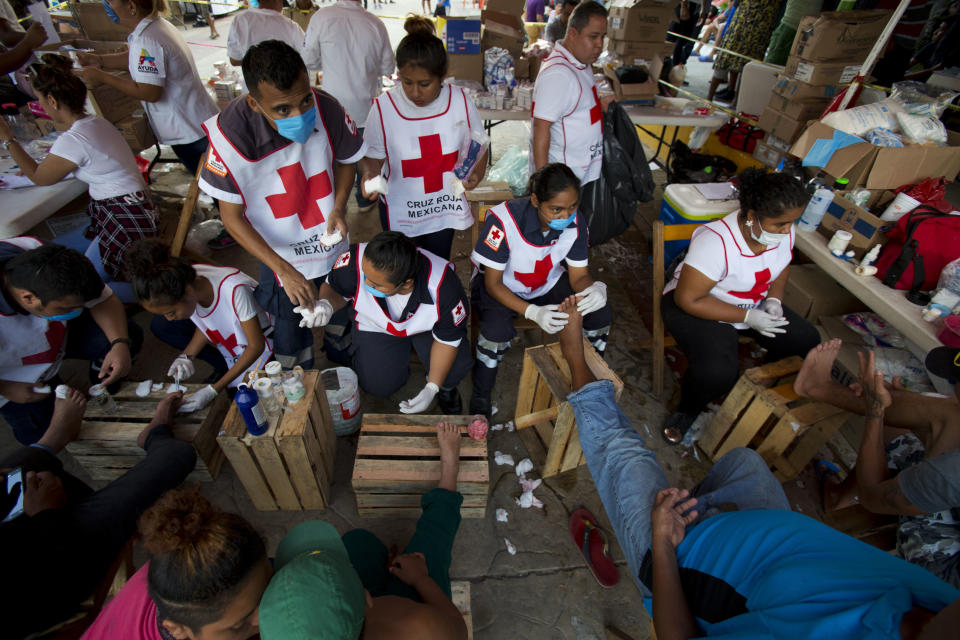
748, 217, 789, 247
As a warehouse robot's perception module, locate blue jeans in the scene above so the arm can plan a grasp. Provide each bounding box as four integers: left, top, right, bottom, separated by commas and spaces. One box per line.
568, 380, 790, 596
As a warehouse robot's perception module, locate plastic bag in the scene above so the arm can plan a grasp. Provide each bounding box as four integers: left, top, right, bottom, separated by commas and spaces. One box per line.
937, 257, 960, 293
865, 127, 903, 147
890, 81, 959, 118
487, 145, 529, 196
667, 140, 738, 184
483, 47, 515, 90
821, 99, 904, 136
451, 129, 490, 196
896, 112, 948, 145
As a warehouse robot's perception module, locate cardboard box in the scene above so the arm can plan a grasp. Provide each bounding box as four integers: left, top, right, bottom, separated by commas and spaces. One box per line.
88, 73, 144, 124
783, 263, 867, 323
282, 8, 316, 32
514, 55, 529, 80
603, 56, 662, 104
115, 113, 156, 152
817, 315, 869, 388
607, 0, 678, 42
772, 74, 843, 101
765, 133, 792, 153
482, 24, 525, 60
753, 135, 791, 169
791, 121, 960, 190
757, 106, 806, 143
789, 11, 890, 62
442, 17, 482, 54
785, 55, 861, 85
606, 38, 672, 60
767, 93, 829, 121
481, 9, 524, 31
483, 0, 525, 14
73, 2, 132, 41
36, 38, 128, 55
817, 191, 892, 257
446, 53, 484, 84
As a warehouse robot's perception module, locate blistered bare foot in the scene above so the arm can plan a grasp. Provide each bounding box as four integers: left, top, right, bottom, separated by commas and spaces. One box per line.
558, 296, 595, 391
437, 421, 461, 492
36, 387, 87, 452
138, 391, 183, 448
794, 339, 842, 401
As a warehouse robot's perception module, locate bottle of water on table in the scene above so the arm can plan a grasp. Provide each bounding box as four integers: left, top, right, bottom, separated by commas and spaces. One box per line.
798, 186, 833, 232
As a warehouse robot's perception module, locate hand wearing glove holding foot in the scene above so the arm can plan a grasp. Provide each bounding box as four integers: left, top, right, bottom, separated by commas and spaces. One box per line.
178, 384, 218, 413
524, 303, 569, 334
576, 281, 607, 315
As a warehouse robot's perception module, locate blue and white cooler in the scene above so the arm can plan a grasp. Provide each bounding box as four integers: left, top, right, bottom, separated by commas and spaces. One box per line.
658, 182, 740, 266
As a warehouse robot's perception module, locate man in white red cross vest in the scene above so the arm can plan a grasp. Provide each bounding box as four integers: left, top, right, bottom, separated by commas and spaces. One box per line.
198, 40, 366, 368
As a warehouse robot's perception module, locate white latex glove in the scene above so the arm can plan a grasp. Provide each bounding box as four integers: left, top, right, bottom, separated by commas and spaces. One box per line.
576, 282, 608, 314
178, 384, 217, 413
744, 308, 790, 338
524, 304, 569, 334
399, 382, 439, 414
758, 297, 783, 318
294, 299, 334, 328
167, 354, 195, 381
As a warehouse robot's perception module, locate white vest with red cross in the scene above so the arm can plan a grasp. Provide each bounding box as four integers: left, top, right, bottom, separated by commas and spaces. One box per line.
189, 265, 275, 388
201, 96, 348, 284
374, 86, 474, 238
664, 211, 794, 329
535, 45, 603, 184
352, 243, 450, 337
489, 202, 580, 300
0, 237, 67, 407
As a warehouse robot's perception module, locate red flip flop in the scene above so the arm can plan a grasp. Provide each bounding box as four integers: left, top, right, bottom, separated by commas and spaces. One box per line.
569, 508, 620, 587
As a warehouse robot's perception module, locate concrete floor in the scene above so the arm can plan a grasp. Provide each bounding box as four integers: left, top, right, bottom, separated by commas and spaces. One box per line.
1, 6, 768, 638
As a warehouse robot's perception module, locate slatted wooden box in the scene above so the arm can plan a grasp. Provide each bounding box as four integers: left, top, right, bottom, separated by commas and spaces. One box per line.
514, 340, 624, 478
698, 356, 852, 481
66, 382, 228, 484
352, 414, 489, 518
217, 371, 335, 511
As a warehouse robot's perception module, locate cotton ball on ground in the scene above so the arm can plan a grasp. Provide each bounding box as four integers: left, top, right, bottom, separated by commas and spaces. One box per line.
496, 508, 508, 522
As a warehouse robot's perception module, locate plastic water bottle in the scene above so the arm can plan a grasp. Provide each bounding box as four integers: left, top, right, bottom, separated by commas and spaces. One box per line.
798, 186, 833, 232
235, 384, 268, 435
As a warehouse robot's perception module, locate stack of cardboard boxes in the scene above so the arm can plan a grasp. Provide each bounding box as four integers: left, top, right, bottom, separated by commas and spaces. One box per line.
443, 16, 484, 84
755, 11, 888, 168
604, 0, 674, 102
481, 0, 530, 84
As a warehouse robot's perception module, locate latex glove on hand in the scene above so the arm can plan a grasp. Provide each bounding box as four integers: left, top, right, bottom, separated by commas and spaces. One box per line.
294, 299, 334, 329
576, 282, 608, 314
399, 382, 439, 414
744, 308, 790, 338
167, 354, 195, 381
178, 385, 218, 413
758, 297, 783, 318
524, 304, 569, 334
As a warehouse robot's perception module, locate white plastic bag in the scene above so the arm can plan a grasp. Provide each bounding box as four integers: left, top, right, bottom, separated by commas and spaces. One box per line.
896, 112, 948, 145
821, 99, 904, 136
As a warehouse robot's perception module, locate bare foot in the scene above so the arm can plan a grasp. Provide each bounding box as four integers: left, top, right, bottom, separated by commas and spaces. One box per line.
436, 420, 461, 492
139, 391, 183, 448
794, 338, 842, 400
557, 296, 595, 391
36, 387, 87, 452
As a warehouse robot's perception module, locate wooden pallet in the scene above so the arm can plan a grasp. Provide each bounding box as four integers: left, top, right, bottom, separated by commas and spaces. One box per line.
66, 381, 228, 483
514, 339, 624, 478
698, 357, 852, 481
217, 371, 335, 511
352, 414, 489, 518
451, 581, 473, 640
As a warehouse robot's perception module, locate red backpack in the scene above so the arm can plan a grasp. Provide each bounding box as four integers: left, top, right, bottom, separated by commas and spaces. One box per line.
875, 205, 960, 291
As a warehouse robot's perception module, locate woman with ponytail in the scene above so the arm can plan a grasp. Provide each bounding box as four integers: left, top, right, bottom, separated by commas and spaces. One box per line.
81, 489, 271, 640
358, 15, 487, 261
125, 239, 275, 413
0, 54, 157, 301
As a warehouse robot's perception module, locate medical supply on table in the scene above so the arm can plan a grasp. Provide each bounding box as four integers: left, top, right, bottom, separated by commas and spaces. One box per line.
235, 384, 268, 435
281, 370, 306, 404
265, 361, 283, 387
55, 384, 69, 399
880, 191, 921, 222
860, 244, 881, 267
827, 230, 853, 253
253, 378, 282, 416
798, 185, 833, 232
88, 384, 118, 414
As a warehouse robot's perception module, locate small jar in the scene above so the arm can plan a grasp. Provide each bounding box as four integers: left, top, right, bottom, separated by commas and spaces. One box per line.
265, 361, 283, 387
89, 384, 118, 414
253, 378, 281, 416
282, 375, 306, 404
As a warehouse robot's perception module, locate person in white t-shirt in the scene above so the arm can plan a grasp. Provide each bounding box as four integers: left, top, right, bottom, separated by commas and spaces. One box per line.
359, 16, 487, 261
302, 0, 393, 209
126, 239, 275, 413
531, 1, 607, 186
76, 0, 218, 176
0, 55, 156, 301
227, 0, 304, 79
660, 169, 820, 443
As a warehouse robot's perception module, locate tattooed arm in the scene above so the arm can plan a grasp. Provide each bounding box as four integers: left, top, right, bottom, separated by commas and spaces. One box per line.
855, 350, 926, 516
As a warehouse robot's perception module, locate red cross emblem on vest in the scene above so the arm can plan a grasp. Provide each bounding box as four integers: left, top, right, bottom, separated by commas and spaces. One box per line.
589, 86, 602, 125
206, 329, 240, 357
21, 322, 66, 365
514, 255, 553, 290
401, 134, 458, 194
265, 163, 333, 229
728, 268, 772, 304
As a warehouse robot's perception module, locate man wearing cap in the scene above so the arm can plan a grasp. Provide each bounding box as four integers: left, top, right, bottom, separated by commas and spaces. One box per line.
794, 340, 960, 587
259, 421, 468, 639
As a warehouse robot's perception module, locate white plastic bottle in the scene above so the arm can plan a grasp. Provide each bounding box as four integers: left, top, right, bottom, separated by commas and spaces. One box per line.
797, 186, 834, 232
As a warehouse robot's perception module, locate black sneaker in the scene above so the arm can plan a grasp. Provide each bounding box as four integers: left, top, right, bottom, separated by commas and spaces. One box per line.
469, 393, 491, 419
438, 387, 462, 414
662, 411, 698, 445
714, 88, 736, 102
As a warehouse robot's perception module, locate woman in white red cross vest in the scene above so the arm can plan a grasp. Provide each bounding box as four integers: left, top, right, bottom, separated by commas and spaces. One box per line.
469, 163, 611, 418
126, 240, 275, 413
358, 16, 488, 261
661, 168, 820, 444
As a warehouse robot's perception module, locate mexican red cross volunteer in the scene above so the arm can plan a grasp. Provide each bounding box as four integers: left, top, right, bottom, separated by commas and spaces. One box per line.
359, 16, 487, 261
469, 163, 611, 417
77, 0, 218, 175
198, 40, 365, 369
314, 231, 472, 414
530, 1, 607, 185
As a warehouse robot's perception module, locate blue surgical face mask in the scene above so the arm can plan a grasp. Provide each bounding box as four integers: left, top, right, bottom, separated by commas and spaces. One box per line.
364, 282, 388, 298
274, 106, 317, 144
547, 211, 577, 231
45, 308, 83, 322
102, 0, 120, 24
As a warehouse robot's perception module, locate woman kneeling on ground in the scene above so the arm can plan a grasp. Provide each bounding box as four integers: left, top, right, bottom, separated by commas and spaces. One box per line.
661, 167, 820, 443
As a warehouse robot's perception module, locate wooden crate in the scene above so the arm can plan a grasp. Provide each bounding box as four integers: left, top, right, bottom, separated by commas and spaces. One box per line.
514, 340, 624, 478
698, 357, 852, 481
451, 581, 473, 640
352, 414, 489, 518
217, 371, 335, 511
66, 382, 228, 483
